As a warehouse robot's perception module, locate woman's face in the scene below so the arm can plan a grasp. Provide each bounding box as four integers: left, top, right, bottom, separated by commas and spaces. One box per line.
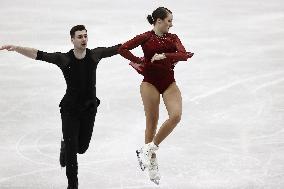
157, 13, 173, 33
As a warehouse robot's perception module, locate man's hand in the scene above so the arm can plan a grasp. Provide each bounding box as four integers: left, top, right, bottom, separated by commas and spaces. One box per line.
151, 53, 166, 63
0, 45, 38, 59
0, 45, 17, 51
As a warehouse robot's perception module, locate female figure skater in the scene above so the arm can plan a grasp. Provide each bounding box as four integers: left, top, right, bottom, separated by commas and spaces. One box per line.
118, 7, 194, 184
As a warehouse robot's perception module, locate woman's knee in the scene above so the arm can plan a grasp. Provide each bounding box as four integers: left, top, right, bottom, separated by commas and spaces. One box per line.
169, 114, 182, 125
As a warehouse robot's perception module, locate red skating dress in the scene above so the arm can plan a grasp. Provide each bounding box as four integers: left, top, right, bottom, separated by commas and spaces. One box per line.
118, 30, 193, 94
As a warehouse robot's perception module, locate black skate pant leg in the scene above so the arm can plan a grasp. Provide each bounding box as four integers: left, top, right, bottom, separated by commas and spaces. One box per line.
78, 112, 96, 154
61, 113, 80, 185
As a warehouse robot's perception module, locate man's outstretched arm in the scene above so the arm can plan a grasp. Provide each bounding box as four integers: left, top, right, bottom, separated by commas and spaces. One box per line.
1, 45, 68, 67
0, 45, 38, 59
92, 44, 121, 60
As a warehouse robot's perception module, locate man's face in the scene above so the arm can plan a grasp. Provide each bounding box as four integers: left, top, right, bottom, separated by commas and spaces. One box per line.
71, 30, 88, 50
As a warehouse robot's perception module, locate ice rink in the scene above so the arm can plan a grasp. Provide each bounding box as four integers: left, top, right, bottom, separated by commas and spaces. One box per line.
1, 0, 284, 188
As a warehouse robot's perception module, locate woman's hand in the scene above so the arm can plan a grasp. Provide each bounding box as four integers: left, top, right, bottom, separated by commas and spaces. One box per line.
187, 52, 194, 58
151, 53, 166, 63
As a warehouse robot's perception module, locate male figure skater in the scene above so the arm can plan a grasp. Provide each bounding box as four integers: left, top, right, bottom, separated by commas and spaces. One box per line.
0, 25, 121, 189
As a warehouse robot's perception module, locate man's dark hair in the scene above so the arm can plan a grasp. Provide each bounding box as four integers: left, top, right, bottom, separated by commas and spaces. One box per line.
70, 25, 87, 38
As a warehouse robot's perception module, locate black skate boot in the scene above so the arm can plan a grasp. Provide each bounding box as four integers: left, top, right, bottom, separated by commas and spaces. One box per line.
67, 180, 78, 189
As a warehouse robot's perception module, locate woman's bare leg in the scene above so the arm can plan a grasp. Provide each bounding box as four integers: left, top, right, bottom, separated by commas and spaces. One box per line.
140, 82, 160, 145
153, 82, 182, 145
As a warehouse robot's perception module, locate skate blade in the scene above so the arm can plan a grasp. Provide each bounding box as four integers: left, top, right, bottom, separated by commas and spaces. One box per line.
136, 150, 146, 171
150, 179, 160, 185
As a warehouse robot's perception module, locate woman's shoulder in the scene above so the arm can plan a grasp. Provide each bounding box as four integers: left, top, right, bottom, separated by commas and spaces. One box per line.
132, 31, 153, 42
139, 30, 153, 37
166, 32, 178, 38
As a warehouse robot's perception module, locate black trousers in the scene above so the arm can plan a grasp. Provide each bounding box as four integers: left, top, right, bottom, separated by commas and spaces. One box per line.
61, 107, 97, 185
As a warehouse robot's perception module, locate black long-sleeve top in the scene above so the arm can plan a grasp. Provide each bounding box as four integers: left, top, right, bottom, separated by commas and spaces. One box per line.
36, 45, 121, 114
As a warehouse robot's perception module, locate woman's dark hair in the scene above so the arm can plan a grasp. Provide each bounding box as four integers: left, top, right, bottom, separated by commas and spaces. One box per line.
147, 7, 172, 25
70, 25, 87, 38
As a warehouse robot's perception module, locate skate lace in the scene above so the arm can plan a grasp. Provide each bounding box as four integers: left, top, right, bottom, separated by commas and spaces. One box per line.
144, 144, 158, 158
149, 159, 158, 171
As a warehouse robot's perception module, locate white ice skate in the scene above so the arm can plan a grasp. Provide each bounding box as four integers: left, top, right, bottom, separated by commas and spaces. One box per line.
136, 142, 159, 171
148, 157, 161, 185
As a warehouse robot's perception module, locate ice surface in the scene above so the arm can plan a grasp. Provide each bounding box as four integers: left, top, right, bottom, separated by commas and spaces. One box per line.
0, 0, 284, 188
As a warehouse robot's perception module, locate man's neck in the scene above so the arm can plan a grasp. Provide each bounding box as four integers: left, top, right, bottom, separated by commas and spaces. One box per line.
73, 48, 86, 59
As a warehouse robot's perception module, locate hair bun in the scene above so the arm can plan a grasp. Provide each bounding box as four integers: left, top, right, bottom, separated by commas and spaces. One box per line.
147, 14, 154, 25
